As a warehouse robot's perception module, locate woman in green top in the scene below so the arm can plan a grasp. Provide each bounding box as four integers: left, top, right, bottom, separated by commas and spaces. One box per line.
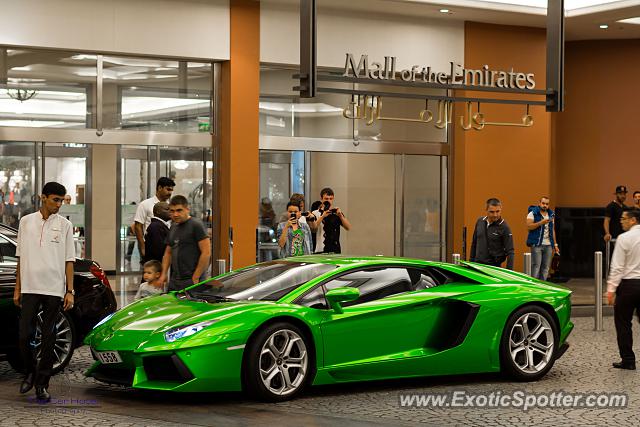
276, 201, 313, 258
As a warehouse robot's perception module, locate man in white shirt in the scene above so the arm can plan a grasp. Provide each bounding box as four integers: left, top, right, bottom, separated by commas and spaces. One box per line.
133, 177, 174, 261
13, 182, 75, 402
607, 208, 640, 370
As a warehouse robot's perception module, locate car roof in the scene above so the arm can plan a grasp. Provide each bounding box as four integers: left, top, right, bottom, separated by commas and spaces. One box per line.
0, 223, 17, 241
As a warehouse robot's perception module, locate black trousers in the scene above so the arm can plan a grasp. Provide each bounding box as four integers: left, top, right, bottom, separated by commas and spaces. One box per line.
614, 280, 640, 363
19, 294, 62, 387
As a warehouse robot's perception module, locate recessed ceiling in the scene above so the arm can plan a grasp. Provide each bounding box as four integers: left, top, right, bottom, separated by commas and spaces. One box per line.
285, 0, 640, 40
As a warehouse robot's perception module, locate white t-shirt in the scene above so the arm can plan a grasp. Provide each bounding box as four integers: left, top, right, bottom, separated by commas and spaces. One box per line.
134, 196, 161, 234
16, 211, 75, 298
527, 211, 551, 245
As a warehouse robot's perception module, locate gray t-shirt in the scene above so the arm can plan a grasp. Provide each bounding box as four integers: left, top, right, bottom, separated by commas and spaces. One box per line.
165, 217, 208, 283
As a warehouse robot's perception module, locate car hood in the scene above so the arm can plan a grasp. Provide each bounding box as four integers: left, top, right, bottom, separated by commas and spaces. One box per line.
87, 293, 278, 350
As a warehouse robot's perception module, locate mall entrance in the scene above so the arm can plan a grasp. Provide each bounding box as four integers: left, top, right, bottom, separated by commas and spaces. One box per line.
0, 141, 90, 257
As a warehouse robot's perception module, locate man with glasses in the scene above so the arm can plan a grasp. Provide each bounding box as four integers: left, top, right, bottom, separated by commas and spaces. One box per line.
13, 182, 75, 401
607, 209, 640, 370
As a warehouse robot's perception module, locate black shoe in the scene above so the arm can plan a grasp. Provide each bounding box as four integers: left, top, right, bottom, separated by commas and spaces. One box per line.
35, 387, 50, 402
19, 373, 34, 394
613, 361, 636, 370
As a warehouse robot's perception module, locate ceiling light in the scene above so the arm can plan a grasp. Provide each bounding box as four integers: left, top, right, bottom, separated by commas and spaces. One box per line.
599, 24, 609, 29
617, 17, 640, 25
439, 8, 450, 13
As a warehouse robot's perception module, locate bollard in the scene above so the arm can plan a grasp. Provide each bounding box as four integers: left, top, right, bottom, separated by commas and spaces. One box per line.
605, 239, 612, 277
523, 252, 532, 276
217, 259, 227, 275
595, 251, 603, 331
452, 253, 461, 265
228, 227, 234, 272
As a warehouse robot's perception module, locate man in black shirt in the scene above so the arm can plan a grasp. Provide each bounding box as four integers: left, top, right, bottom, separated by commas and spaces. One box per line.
604, 185, 629, 242
470, 198, 515, 269
144, 202, 170, 263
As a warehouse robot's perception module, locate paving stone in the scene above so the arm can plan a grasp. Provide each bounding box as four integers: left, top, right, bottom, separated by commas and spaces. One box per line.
0, 316, 638, 426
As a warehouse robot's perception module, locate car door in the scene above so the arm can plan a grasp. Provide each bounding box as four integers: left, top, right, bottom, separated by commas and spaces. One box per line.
318, 266, 464, 377
0, 233, 19, 352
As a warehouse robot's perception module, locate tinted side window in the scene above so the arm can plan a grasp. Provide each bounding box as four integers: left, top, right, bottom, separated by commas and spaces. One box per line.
298, 286, 327, 309
324, 267, 413, 306
0, 235, 17, 264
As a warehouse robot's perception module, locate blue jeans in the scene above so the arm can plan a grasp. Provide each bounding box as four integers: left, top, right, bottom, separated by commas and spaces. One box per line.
531, 245, 553, 280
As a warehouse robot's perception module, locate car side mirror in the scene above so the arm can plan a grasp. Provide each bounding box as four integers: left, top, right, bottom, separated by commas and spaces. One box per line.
325, 287, 360, 314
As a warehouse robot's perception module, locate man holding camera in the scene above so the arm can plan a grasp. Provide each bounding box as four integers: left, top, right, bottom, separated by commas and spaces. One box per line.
526, 196, 559, 280
310, 187, 351, 254
277, 201, 313, 258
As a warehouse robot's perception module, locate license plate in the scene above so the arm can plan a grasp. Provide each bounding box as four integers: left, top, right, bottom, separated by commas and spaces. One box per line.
95, 350, 122, 364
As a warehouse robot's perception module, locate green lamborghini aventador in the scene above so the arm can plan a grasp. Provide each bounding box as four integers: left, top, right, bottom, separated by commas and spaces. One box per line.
84, 255, 573, 401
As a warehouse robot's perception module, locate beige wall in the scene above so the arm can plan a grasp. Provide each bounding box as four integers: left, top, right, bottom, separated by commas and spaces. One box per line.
0, 0, 230, 59
90, 145, 117, 271
260, 0, 464, 71
310, 152, 395, 256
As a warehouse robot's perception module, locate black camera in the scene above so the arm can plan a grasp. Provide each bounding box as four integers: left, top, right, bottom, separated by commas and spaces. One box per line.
290, 212, 297, 220
322, 201, 331, 211
301, 211, 316, 221
330, 208, 338, 214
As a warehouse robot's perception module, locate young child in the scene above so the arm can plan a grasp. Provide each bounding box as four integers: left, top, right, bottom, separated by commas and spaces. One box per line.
135, 260, 164, 300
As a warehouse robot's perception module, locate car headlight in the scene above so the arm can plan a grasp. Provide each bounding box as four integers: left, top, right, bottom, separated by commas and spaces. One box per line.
93, 313, 115, 330
164, 320, 217, 343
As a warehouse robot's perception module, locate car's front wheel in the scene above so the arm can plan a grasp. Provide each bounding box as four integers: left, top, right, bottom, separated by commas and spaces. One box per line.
243, 322, 313, 401
500, 305, 558, 381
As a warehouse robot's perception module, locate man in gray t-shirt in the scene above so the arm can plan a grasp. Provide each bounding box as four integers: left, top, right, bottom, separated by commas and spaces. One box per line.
159, 195, 211, 291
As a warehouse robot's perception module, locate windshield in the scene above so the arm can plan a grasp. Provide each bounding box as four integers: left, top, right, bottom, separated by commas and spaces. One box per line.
188, 261, 336, 302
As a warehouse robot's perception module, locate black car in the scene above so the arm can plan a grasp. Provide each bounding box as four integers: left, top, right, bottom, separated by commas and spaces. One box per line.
0, 223, 117, 373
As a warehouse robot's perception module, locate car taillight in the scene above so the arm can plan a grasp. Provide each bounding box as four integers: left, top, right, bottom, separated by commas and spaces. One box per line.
90, 263, 111, 289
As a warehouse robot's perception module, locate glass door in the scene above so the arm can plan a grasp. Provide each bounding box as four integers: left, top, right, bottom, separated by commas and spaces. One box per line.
0, 142, 38, 228
258, 150, 306, 262
159, 147, 212, 228
118, 146, 157, 273
44, 143, 90, 258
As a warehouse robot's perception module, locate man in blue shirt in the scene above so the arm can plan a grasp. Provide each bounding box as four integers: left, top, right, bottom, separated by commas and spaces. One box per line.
526, 196, 559, 280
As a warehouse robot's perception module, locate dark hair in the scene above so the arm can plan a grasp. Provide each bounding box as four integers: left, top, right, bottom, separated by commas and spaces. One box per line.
156, 177, 175, 190
310, 200, 322, 211
623, 208, 640, 222
42, 182, 66, 197
169, 195, 189, 207
540, 196, 550, 201
143, 260, 162, 273
290, 193, 305, 207
286, 201, 300, 210
320, 187, 334, 198
486, 198, 501, 207
153, 201, 169, 217
634, 191, 640, 197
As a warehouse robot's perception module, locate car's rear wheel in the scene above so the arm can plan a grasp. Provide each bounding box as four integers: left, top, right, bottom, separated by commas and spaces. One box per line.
243, 322, 313, 402
8, 310, 75, 375
500, 305, 558, 381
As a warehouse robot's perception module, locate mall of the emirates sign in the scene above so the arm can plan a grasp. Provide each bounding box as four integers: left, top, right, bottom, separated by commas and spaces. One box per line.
342, 53, 536, 90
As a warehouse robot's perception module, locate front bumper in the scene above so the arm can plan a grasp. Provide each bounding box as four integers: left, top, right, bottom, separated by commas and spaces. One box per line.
86, 342, 246, 392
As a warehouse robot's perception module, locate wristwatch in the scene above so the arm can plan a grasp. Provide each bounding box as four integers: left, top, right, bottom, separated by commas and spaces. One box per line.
66, 289, 75, 296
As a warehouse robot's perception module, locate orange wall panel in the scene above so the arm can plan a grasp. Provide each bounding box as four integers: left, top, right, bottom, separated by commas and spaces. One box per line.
555, 40, 640, 206
218, 0, 260, 268
454, 22, 552, 271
